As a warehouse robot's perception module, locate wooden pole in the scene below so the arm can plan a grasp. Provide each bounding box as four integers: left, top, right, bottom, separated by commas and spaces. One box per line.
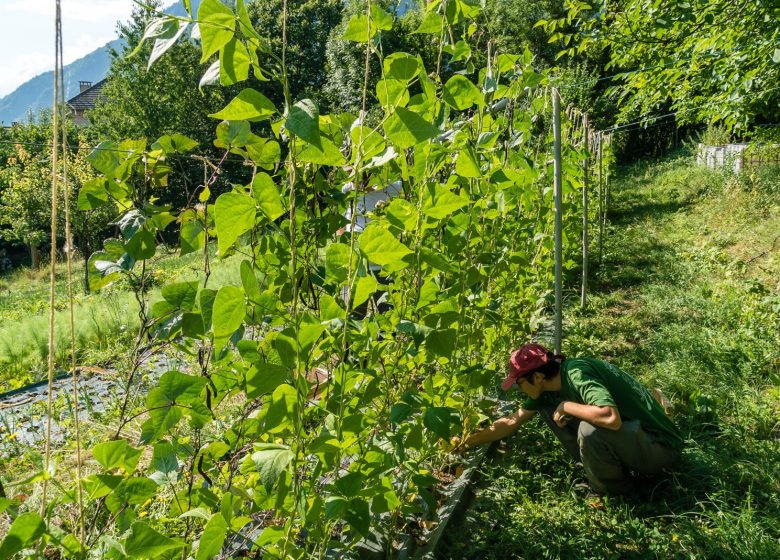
552, 89, 563, 355
604, 134, 612, 223
581, 115, 589, 309
597, 131, 604, 265
604, 137, 610, 227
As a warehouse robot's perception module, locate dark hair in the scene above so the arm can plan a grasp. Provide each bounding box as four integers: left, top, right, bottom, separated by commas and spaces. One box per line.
528, 352, 561, 382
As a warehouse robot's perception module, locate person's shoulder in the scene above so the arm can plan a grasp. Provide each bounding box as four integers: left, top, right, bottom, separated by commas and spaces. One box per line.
563, 357, 599, 375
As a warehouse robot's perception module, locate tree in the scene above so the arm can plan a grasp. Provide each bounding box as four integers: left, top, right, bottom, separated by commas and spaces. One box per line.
0, 142, 52, 269
550, 0, 780, 130
86, 3, 231, 209
245, 0, 345, 108
321, 1, 439, 115
88, 2, 228, 145
0, 116, 112, 283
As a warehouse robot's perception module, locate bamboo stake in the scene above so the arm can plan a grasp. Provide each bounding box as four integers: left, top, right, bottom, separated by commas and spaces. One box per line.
581, 114, 589, 309
597, 131, 604, 265
552, 89, 563, 355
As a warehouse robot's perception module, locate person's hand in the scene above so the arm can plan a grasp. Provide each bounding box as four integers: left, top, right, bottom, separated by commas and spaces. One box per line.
553, 402, 572, 428
448, 436, 469, 454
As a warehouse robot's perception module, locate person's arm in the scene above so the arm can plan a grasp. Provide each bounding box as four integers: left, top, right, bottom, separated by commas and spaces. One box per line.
462, 408, 538, 448
554, 401, 622, 430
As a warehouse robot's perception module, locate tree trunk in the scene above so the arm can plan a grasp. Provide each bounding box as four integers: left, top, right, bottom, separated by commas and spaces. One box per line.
31, 245, 41, 270
79, 238, 91, 294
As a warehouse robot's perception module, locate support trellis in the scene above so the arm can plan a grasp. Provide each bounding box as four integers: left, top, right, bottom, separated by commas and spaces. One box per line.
12, 1, 630, 557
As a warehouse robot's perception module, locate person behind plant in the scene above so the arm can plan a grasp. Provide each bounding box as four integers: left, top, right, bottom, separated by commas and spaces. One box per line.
461, 343, 684, 495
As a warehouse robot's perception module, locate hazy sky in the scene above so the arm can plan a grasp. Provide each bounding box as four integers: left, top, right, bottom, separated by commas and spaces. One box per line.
0, 0, 136, 97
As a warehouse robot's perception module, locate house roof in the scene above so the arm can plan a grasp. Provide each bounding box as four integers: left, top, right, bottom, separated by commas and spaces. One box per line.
67, 79, 107, 111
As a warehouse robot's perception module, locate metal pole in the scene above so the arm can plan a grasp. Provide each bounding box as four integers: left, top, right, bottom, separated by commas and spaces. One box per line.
552, 89, 563, 355
597, 132, 603, 265
581, 114, 589, 309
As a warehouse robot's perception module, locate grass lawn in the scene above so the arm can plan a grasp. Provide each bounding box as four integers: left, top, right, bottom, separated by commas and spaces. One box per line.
440, 154, 780, 559
0, 246, 244, 392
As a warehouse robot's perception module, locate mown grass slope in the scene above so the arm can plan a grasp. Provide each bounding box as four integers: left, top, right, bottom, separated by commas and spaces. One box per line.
0, 247, 243, 391
441, 154, 780, 559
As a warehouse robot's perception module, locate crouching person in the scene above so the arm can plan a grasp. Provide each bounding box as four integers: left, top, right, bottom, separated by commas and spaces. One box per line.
462, 343, 684, 495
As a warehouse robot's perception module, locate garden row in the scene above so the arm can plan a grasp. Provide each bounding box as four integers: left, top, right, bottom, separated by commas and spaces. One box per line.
0, 1, 611, 558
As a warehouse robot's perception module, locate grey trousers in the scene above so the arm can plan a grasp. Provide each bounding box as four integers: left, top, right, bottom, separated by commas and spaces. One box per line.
541, 410, 681, 495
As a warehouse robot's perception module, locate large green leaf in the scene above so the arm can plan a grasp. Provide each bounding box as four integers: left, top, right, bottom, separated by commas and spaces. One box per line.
149, 20, 189, 69
442, 75, 483, 110
0, 513, 46, 558
124, 229, 156, 260
240, 260, 262, 304
78, 177, 110, 210
140, 371, 208, 443
345, 498, 371, 537
358, 223, 412, 268
92, 440, 142, 473
325, 243, 352, 284
249, 444, 294, 492
215, 120, 252, 148
88, 239, 135, 291
376, 79, 409, 108
426, 328, 457, 358
455, 145, 482, 178
383, 52, 419, 82
198, 0, 236, 62
384, 198, 418, 232
384, 107, 440, 149
296, 135, 346, 166
124, 522, 184, 559
180, 220, 206, 256
195, 514, 228, 560
162, 281, 199, 309
246, 363, 289, 398
213, 285, 246, 338
152, 134, 198, 154
251, 173, 285, 220
422, 182, 469, 219
262, 384, 298, 433
220, 38, 250, 85
370, 4, 394, 31
341, 14, 374, 42
246, 139, 281, 169
209, 89, 277, 121
87, 141, 122, 176
149, 442, 180, 486
214, 190, 255, 255
413, 10, 444, 34
285, 99, 320, 145
423, 407, 461, 439
352, 275, 378, 308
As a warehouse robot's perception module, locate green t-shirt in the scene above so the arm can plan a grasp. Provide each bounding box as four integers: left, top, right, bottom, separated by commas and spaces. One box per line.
522, 357, 684, 449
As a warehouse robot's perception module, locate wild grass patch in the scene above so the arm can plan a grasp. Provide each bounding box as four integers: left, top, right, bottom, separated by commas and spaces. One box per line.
442, 153, 780, 559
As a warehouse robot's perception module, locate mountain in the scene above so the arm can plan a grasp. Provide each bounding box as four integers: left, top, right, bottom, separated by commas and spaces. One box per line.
0, 0, 419, 124
0, 0, 192, 125
0, 39, 125, 125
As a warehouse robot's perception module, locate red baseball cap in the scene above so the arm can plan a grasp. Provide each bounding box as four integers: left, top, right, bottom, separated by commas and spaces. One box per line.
501, 343, 553, 391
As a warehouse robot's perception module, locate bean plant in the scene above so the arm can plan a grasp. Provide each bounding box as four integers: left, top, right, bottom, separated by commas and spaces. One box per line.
0, 1, 588, 558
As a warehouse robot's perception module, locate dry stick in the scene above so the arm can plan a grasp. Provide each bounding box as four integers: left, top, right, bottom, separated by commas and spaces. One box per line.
41, 0, 63, 516
552, 89, 563, 355
58, 23, 85, 540
581, 114, 590, 310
